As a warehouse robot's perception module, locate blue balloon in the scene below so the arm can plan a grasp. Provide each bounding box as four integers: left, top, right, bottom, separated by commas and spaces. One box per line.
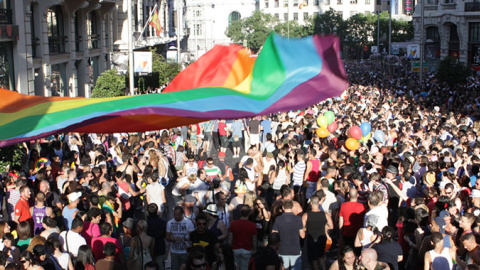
360, 122, 371, 137
374, 130, 385, 143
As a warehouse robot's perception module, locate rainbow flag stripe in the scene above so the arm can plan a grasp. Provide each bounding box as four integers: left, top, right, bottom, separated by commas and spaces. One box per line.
0, 34, 347, 147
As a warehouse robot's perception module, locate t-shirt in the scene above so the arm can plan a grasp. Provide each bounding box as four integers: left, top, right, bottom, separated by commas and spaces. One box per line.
292, 161, 306, 186
373, 241, 403, 270
82, 221, 101, 246
205, 165, 222, 179
364, 205, 389, 231
218, 122, 227, 136
339, 201, 365, 237
91, 236, 123, 262
147, 216, 167, 256
190, 230, 219, 265
15, 198, 32, 223
231, 120, 244, 138
272, 213, 303, 256
166, 218, 195, 254
261, 119, 272, 134
229, 219, 257, 250
322, 190, 339, 214
248, 119, 260, 134
146, 182, 165, 211
59, 230, 87, 257
172, 177, 190, 196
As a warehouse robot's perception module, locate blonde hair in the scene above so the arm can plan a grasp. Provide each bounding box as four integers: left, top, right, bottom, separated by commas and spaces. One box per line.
26, 236, 46, 253
244, 191, 257, 208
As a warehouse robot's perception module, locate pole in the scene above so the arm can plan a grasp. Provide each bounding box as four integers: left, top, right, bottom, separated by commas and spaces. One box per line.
388, 7, 392, 54
287, 0, 290, 39
128, 0, 134, 96
419, 0, 424, 89
194, 7, 197, 59
137, 3, 158, 42
377, 12, 380, 49
177, 0, 181, 64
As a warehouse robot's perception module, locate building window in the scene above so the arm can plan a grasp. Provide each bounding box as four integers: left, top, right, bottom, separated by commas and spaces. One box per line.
293, 12, 298, 20
314, 0, 319, 4
294, 0, 299, 6
325, 0, 330, 5
351, 0, 358, 3
195, 23, 202, 35
275, 13, 279, 19
366, 0, 371, 4
284, 13, 288, 21
469, 22, 480, 43
337, 10, 343, 17
0, 42, 14, 91
314, 11, 319, 17
275, 0, 280, 7
74, 12, 81, 52
266, 0, 269, 8
87, 11, 98, 49
228, 11, 241, 25
338, 0, 343, 4
427, 26, 440, 42
426, 0, 438, 4
376, 0, 381, 4
51, 63, 67, 97
47, 5, 66, 54
284, 0, 289, 7
303, 12, 309, 20
350, 11, 357, 16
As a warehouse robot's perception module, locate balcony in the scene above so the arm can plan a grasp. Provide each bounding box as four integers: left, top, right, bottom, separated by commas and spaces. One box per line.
465, 2, 480, 11
0, 9, 12, 24
48, 35, 67, 54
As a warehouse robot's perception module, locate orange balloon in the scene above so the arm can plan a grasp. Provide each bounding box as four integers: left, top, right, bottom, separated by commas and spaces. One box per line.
345, 138, 360, 151
316, 127, 330, 138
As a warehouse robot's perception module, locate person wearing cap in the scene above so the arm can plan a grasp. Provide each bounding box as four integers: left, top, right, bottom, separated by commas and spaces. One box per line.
62, 191, 81, 230
204, 203, 228, 242
382, 165, 408, 226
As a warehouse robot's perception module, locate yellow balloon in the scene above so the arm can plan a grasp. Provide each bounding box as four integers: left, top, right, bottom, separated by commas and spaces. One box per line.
346, 138, 360, 151
317, 115, 328, 128
316, 127, 330, 138
360, 133, 372, 142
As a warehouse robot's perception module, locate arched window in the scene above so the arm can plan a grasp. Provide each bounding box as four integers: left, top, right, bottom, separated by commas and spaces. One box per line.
228, 11, 241, 25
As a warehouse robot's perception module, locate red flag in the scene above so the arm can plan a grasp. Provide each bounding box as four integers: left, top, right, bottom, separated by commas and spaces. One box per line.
148, 9, 162, 36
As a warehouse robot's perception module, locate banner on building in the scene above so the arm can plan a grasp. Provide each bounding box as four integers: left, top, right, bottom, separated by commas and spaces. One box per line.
391, 45, 400, 55
166, 47, 178, 63
134, 51, 153, 74
371, 46, 378, 54
407, 44, 420, 59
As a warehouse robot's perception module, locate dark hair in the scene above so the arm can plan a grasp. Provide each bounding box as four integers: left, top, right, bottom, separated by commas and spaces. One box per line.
268, 232, 281, 246
43, 216, 57, 228
89, 194, 99, 206
47, 237, 62, 250
20, 250, 36, 265
145, 261, 160, 270
240, 205, 251, 218
75, 245, 95, 269
218, 243, 236, 270
17, 221, 32, 241
381, 226, 394, 243
3, 233, 14, 242
185, 252, 206, 270
339, 246, 357, 270
103, 242, 117, 256
87, 208, 103, 221
147, 203, 159, 216
431, 232, 443, 245
283, 200, 293, 210
100, 222, 112, 236
106, 192, 117, 201
72, 218, 84, 230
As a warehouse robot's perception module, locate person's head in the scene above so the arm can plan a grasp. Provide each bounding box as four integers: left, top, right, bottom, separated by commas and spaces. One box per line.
46, 237, 62, 252
32, 244, 47, 262
217, 243, 235, 269
2, 233, 13, 249
42, 216, 57, 229
76, 245, 95, 266
281, 186, 293, 200
431, 231, 444, 248
136, 220, 148, 234
381, 226, 395, 243
310, 195, 321, 207
268, 232, 281, 250
147, 203, 159, 217
71, 217, 84, 233
145, 261, 160, 270
282, 200, 294, 212
20, 250, 36, 269
20, 185, 31, 200
240, 205, 251, 218
367, 191, 382, 207
462, 233, 479, 252
186, 252, 207, 270
341, 246, 357, 267
26, 236, 46, 253
18, 221, 32, 241
195, 214, 208, 233
87, 208, 103, 224
215, 192, 227, 206
103, 242, 117, 257
0, 221, 10, 239
173, 206, 184, 222
100, 222, 112, 236
360, 248, 378, 267
39, 180, 49, 194
460, 213, 476, 230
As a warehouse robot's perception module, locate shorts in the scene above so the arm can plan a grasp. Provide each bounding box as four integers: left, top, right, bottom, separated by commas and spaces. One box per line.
250, 134, 260, 145
232, 138, 241, 147
220, 135, 229, 147
306, 234, 327, 261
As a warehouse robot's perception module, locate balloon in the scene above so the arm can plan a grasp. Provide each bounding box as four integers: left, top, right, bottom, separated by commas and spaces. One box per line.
360, 122, 371, 137
317, 115, 328, 128
346, 138, 360, 151
327, 121, 337, 133
316, 127, 330, 138
374, 130, 386, 143
324, 111, 335, 125
349, 126, 362, 140
360, 132, 371, 142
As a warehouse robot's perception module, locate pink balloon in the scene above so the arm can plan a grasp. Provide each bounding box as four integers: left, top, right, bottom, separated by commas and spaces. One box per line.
327, 121, 337, 133
349, 126, 362, 140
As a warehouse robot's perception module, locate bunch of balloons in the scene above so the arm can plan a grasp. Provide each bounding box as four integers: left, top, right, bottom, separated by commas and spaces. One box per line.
345, 122, 372, 151
316, 111, 336, 138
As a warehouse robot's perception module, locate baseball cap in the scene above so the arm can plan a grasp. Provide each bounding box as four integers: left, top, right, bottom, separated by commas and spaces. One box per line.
67, 192, 82, 203
185, 194, 197, 203
386, 165, 398, 175
433, 216, 446, 234
123, 218, 134, 229
470, 189, 480, 198
438, 210, 450, 219
218, 152, 226, 158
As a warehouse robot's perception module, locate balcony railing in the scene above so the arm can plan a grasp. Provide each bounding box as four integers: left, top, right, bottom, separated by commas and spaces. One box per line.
48, 35, 67, 54
465, 2, 480, 11
0, 9, 12, 24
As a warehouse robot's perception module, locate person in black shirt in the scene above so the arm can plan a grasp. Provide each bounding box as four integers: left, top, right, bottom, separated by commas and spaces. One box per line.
190, 214, 219, 266
254, 232, 283, 270
146, 203, 167, 270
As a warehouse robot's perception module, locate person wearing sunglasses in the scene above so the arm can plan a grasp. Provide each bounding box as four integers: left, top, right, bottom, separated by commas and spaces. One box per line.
185, 251, 208, 270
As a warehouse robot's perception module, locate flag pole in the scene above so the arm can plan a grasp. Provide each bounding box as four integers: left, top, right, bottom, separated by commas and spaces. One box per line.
137, 3, 159, 42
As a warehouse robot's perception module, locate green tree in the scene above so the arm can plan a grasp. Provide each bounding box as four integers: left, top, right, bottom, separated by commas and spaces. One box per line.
225, 11, 278, 53
436, 57, 470, 86
0, 144, 26, 172
367, 12, 413, 45
312, 8, 347, 41
151, 48, 181, 87
91, 69, 126, 98
274, 19, 314, 38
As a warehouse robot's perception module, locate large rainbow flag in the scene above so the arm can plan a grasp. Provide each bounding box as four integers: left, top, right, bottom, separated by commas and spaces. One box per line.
0, 33, 347, 147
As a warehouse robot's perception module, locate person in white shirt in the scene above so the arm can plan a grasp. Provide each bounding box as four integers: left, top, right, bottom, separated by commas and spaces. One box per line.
364, 191, 389, 232
59, 217, 87, 258
166, 206, 195, 270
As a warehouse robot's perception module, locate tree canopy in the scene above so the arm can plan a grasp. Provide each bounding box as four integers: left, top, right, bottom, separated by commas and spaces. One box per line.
91, 69, 126, 98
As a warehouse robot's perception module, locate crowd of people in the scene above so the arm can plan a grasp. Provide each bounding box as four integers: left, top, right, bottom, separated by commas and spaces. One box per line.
1, 60, 480, 270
